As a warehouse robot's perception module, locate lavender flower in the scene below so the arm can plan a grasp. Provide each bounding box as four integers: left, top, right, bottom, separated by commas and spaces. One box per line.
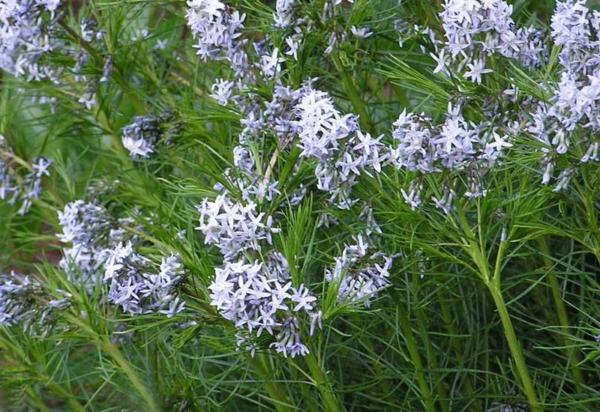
0, 271, 70, 333
325, 235, 393, 307
525, 1, 600, 189
58, 198, 187, 318
273, 0, 296, 29
121, 115, 162, 159
57, 200, 112, 286
121, 108, 180, 160
257, 47, 284, 80
0, 0, 63, 81
17, 156, 51, 214
186, 0, 249, 77
391, 111, 438, 173
196, 194, 279, 261
209, 254, 319, 357
273, 0, 311, 63
1, 137, 52, 214
58, 200, 111, 246
210, 78, 235, 105
350, 26, 373, 39
391, 104, 512, 210
197, 168, 321, 356
434, 0, 547, 83
104, 242, 185, 317
293, 87, 387, 208
0, 272, 41, 326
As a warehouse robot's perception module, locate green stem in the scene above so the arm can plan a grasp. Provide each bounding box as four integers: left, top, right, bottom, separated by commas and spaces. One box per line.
537, 238, 584, 390
304, 352, 340, 412
25, 387, 49, 412
462, 210, 540, 411
439, 294, 480, 411
292, 366, 319, 412
46, 382, 85, 411
488, 286, 542, 412
61, 313, 158, 412
412, 272, 449, 412
248, 354, 294, 412
100, 339, 159, 412
391, 289, 435, 412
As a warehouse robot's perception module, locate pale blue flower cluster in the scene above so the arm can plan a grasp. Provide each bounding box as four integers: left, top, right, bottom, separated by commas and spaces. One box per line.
0, 271, 70, 333
58, 199, 186, 317
58, 200, 113, 287
0, 272, 43, 326
197, 193, 321, 358
121, 112, 180, 160
186, 0, 248, 77
325, 235, 393, 307
527, 0, 600, 191
0, 135, 52, 215
434, 0, 547, 83
293, 87, 386, 209
104, 243, 185, 317
0, 0, 62, 81
188, 0, 400, 354
391, 104, 511, 211
122, 115, 163, 159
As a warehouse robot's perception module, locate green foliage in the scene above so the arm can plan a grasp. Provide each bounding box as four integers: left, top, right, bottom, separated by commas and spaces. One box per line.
0, 0, 599, 411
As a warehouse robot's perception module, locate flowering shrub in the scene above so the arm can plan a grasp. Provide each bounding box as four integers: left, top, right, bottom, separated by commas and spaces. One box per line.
0, 0, 599, 410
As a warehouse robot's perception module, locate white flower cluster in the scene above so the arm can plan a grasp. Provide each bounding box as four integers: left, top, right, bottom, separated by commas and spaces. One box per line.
197, 193, 321, 357
188, 0, 282, 133
263, 85, 306, 144
433, 0, 546, 83
351, 26, 373, 39
216, 85, 322, 204
526, 0, 600, 191
190, 0, 395, 350
391, 104, 512, 211
200, 0, 330, 111
0, 136, 52, 215
550, 0, 600, 132
191, 0, 288, 112
58, 199, 186, 317
104, 243, 185, 317
0, 0, 62, 81
325, 235, 393, 307
186, 0, 248, 77
256, 44, 285, 81
210, 78, 235, 105
293, 88, 387, 209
